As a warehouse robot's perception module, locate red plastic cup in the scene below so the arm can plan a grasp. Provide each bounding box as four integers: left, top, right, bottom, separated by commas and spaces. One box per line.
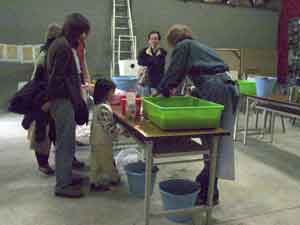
121, 97, 126, 115
135, 97, 141, 117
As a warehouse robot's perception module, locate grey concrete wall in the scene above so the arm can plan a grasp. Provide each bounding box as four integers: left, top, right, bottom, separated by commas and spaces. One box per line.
0, 0, 279, 111
0, 0, 111, 111
132, 0, 279, 51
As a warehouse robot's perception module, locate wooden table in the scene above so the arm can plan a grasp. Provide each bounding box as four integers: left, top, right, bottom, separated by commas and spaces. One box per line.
112, 106, 229, 225
234, 94, 300, 145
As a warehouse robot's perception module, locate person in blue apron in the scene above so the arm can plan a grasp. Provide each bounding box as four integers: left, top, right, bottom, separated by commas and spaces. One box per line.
158, 24, 239, 205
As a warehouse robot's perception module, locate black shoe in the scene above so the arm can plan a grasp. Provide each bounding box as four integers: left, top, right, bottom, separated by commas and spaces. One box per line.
76, 140, 89, 147
72, 177, 84, 185
90, 183, 111, 192
109, 178, 121, 187
195, 192, 219, 206
72, 174, 88, 185
55, 185, 84, 198
72, 158, 85, 170
39, 165, 55, 176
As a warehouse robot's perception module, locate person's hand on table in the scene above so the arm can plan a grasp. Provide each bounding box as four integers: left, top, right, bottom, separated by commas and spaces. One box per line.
151, 90, 160, 97
153, 88, 176, 97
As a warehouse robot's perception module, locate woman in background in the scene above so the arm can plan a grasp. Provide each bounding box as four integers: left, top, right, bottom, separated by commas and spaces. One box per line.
137, 31, 167, 96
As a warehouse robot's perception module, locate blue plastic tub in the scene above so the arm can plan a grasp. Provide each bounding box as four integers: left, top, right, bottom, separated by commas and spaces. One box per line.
111, 76, 138, 91
125, 161, 159, 198
255, 76, 277, 97
159, 179, 200, 223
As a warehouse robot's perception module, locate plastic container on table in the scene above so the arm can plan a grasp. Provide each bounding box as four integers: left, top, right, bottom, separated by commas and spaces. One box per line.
111, 76, 138, 92
142, 96, 224, 130
237, 80, 256, 96
255, 76, 277, 97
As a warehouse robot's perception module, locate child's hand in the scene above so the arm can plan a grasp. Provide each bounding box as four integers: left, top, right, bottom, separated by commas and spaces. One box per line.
122, 130, 130, 138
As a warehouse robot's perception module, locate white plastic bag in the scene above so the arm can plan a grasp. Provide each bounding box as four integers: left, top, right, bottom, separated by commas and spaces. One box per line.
114, 148, 142, 175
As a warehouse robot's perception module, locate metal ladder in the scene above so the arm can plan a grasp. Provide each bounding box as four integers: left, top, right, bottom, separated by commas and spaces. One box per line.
111, 0, 136, 76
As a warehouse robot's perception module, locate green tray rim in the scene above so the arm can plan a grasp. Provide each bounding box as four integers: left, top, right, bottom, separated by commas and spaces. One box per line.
142, 96, 224, 111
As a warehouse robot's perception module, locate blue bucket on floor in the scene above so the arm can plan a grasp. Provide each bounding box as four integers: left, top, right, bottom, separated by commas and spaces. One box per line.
111, 76, 138, 91
125, 161, 159, 198
159, 179, 200, 223
255, 76, 277, 97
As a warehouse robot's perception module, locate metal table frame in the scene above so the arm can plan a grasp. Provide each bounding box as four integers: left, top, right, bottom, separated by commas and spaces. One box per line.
112, 106, 229, 225
234, 95, 300, 145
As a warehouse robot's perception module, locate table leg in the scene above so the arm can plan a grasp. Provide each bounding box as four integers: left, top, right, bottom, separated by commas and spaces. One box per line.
281, 115, 286, 133
255, 110, 259, 129
144, 142, 153, 225
243, 96, 250, 145
270, 112, 276, 143
233, 99, 241, 141
260, 109, 267, 139
268, 112, 272, 133
206, 136, 219, 225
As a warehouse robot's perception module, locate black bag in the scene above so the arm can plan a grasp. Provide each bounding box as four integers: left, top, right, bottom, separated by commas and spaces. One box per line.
62, 66, 89, 125
8, 79, 47, 115
74, 100, 89, 125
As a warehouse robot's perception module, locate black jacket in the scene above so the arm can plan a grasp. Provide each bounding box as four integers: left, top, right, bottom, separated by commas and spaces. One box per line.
47, 36, 88, 125
47, 37, 82, 102
8, 55, 55, 143
138, 47, 167, 88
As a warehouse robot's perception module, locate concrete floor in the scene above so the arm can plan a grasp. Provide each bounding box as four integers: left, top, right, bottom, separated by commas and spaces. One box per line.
0, 113, 300, 225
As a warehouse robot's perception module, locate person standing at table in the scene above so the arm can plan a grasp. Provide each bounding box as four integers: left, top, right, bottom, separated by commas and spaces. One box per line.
158, 24, 239, 205
137, 31, 167, 96
47, 13, 90, 198
89, 78, 128, 192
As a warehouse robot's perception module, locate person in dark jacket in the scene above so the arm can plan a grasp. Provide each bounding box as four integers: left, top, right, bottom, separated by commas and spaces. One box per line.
25, 23, 62, 176
158, 24, 239, 206
137, 31, 167, 96
47, 13, 90, 198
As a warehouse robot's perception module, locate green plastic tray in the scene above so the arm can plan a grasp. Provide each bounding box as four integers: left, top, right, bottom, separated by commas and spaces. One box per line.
142, 96, 224, 130
237, 80, 256, 96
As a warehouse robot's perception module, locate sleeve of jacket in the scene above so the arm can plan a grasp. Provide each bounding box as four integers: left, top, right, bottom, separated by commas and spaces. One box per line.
54, 47, 83, 108
137, 49, 148, 66
151, 49, 167, 67
51, 47, 70, 78
97, 105, 122, 139
158, 44, 189, 97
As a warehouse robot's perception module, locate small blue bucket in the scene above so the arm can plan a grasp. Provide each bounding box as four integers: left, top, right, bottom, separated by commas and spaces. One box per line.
111, 76, 138, 91
255, 76, 277, 97
159, 179, 200, 223
125, 161, 159, 198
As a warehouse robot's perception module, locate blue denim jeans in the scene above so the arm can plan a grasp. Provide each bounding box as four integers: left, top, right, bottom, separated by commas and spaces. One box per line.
50, 99, 75, 191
